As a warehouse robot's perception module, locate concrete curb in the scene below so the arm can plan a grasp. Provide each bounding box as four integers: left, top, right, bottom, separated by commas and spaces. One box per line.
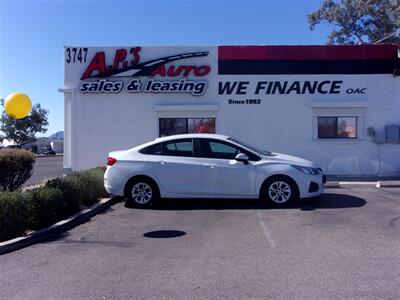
0, 197, 119, 255
325, 181, 400, 188
35, 154, 64, 158
22, 183, 46, 191
376, 181, 400, 188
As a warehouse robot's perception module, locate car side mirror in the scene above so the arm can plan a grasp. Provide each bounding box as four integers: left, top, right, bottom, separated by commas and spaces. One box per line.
235, 153, 249, 165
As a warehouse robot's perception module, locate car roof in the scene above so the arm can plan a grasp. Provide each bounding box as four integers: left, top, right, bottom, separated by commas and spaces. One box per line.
154, 133, 230, 143
131, 133, 240, 153
132, 133, 262, 158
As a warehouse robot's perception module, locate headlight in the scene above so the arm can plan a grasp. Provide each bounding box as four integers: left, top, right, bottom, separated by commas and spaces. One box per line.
292, 165, 321, 175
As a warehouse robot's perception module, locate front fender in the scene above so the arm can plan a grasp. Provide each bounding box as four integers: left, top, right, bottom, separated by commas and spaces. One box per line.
255, 163, 323, 198
255, 163, 301, 196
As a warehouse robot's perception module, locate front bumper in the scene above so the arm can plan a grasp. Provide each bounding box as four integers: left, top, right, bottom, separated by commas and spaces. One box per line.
299, 174, 324, 199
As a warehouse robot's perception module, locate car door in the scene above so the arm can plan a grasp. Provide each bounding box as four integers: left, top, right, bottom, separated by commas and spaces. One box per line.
197, 138, 257, 197
151, 138, 202, 195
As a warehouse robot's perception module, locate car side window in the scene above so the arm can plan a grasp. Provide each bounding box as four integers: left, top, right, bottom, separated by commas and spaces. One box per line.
163, 139, 194, 157
198, 139, 239, 159
139, 143, 162, 155
198, 139, 260, 161
209, 141, 239, 159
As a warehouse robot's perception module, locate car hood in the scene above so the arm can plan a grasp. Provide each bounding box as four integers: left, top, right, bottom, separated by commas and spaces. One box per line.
261, 152, 318, 168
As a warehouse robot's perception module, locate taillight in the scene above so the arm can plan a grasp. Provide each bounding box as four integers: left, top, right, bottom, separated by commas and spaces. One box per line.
107, 157, 117, 166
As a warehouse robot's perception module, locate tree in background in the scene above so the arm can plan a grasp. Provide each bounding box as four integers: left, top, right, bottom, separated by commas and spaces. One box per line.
0, 103, 49, 146
308, 0, 400, 44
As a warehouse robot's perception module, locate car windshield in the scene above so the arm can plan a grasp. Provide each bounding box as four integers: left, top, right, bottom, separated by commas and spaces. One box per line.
228, 137, 275, 156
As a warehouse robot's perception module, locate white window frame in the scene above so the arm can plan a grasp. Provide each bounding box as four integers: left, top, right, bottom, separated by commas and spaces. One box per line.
155, 104, 219, 137
311, 101, 367, 142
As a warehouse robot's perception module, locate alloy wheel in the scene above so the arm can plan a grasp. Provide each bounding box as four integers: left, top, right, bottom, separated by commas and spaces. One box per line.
268, 181, 292, 204
132, 182, 153, 204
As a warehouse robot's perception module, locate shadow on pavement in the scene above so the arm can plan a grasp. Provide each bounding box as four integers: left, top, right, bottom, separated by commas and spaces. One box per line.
124, 193, 366, 211
143, 230, 186, 238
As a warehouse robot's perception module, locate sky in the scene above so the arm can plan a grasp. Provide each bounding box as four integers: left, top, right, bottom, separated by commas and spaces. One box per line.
0, 0, 332, 136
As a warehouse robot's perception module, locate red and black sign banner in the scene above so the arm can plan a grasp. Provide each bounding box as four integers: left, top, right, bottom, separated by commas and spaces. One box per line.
218, 45, 400, 75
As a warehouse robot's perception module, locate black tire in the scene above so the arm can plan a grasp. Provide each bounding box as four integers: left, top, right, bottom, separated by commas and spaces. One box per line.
260, 175, 299, 206
125, 177, 159, 208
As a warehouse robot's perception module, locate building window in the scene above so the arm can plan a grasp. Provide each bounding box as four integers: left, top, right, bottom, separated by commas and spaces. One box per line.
318, 117, 357, 139
159, 118, 215, 137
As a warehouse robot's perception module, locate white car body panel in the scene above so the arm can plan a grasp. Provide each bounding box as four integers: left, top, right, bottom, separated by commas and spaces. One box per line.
104, 134, 324, 199
201, 157, 256, 197
151, 155, 202, 195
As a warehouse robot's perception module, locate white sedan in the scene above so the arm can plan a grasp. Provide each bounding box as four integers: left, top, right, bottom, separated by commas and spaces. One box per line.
104, 134, 325, 207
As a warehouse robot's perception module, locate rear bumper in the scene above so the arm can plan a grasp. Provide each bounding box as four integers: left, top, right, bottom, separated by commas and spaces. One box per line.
104, 184, 121, 196
104, 167, 125, 196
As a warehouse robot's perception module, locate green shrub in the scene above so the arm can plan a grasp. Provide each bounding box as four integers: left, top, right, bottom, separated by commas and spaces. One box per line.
45, 178, 81, 217
65, 167, 107, 207
0, 167, 107, 242
0, 192, 29, 242
0, 149, 35, 191
45, 167, 107, 209
26, 187, 65, 230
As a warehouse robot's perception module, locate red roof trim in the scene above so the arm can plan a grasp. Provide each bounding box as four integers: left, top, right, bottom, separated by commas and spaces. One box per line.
218, 45, 400, 60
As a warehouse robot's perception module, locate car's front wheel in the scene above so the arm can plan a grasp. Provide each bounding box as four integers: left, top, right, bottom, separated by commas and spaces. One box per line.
261, 176, 298, 206
126, 178, 158, 208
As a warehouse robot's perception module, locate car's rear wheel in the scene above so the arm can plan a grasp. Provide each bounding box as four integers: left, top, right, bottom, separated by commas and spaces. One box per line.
126, 178, 158, 208
261, 176, 298, 206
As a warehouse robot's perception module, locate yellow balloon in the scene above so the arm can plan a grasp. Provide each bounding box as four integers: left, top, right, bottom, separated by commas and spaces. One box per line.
4, 92, 32, 119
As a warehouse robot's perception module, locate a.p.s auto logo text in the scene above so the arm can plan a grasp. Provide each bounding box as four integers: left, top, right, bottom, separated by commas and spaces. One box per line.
79, 47, 210, 96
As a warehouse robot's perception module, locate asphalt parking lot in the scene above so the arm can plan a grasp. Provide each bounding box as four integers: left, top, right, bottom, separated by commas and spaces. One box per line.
23, 155, 63, 187
1, 185, 399, 299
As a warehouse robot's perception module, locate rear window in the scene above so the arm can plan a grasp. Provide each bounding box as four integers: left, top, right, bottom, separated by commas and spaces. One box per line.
139, 143, 162, 155
163, 139, 194, 157
139, 139, 194, 157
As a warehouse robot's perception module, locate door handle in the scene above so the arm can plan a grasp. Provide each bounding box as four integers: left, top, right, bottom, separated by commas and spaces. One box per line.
203, 164, 215, 168
157, 161, 165, 165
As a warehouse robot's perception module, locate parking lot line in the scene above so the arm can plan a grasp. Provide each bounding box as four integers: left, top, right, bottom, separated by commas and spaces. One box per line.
256, 210, 277, 248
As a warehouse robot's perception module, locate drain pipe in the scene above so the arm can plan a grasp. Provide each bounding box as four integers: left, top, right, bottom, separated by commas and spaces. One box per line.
377, 143, 381, 175
376, 144, 382, 188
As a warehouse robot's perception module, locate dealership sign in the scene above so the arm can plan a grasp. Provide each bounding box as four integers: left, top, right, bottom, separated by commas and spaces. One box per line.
218, 80, 366, 95
79, 47, 210, 96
